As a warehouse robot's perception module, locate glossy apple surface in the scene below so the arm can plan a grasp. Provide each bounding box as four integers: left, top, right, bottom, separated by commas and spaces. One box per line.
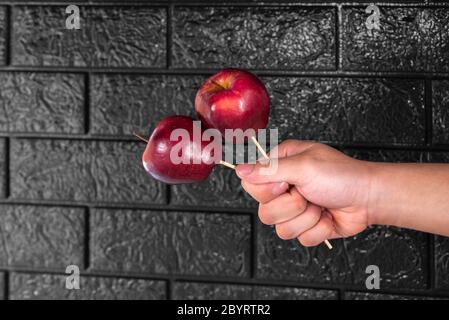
195, 69, 270, 142
142, 115, 216, 184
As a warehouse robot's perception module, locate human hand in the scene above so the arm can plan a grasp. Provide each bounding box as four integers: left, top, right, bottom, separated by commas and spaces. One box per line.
236, 140, 375, 247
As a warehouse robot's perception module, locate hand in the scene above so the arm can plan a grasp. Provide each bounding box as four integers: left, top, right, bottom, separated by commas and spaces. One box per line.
236, 140, 375, 247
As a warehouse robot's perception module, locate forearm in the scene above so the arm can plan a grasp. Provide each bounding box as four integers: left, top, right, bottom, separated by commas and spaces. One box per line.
369, 162, 449, 236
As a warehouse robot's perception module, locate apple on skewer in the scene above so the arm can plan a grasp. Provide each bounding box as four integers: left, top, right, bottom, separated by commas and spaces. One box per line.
195, 69, 332, 250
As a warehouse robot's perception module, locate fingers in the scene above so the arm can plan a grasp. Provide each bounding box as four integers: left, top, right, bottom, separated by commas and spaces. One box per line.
297, 211, 336, 247
275, 203, 322, 240
258, 188, 307, 225
241, 180, 289, 204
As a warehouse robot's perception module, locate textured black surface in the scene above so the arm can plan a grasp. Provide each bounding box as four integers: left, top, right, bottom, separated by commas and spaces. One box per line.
171, 166, 257, 209
12, 6, 166, 68
9, 273, 166, 300
264, 77, 425, 144
0, 205, 84, 269
10, 139, 165, 204
91, 74, 203, 136
90, 209, 251, 277
0, 139, 4, 199
0, 73, 84, 134
342, 7, 449, 72
345, 292, 441, 300
257, 224, 427, 289
0, 1, 447, 300
173, 282, 338, 300
435, 236, 449, 289
433, 80, 449, 145
173, 6, 336, 70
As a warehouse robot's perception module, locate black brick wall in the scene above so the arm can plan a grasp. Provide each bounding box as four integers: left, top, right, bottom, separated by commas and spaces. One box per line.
0, 0, 448, 300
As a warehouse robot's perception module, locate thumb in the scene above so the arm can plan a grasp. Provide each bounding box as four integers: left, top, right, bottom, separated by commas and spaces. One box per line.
236, 155, 304, 185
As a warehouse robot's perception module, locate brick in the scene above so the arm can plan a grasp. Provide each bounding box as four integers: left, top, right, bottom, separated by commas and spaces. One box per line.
12, 6, 166, 67
173, 6, 335, 70
0, 73, 84, 134
432, 80, 449, 145
10, 139, 165, 204
264, 77, 425, 144
435, 236, 449, 290
345, 292, 442, 300
9, 273, 166, 300
91, 209, 251, 277
171, 165, 256, 209
91, 74, 203, 136
342, 7, 449, 72
0, 139, 5, 198
257, 223, 428, 289
173, 282, 337, 300
0, 205, 84, 269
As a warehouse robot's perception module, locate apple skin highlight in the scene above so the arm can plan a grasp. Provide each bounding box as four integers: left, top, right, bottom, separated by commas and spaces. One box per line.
195, 69, 270, 143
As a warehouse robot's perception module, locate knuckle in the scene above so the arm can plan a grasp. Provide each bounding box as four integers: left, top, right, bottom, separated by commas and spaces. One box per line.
298, 234, 317, 247
293, 196, 307, 213
275, 223, 294, 240
258, 205, 273, 225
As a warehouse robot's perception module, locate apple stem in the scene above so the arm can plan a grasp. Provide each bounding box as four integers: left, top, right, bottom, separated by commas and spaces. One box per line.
210, 80, 226, 90
219, 160, 236, 170
133, 132, 149, 143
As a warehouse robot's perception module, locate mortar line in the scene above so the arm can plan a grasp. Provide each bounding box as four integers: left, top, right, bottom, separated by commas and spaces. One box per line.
424, 78, 433, 147
3, 137, 9, 199
336, 5, 342, 71
166, 4, 173, 69
84, 73, 90, 135
4, 5, 11, 67
1, 66, 449, 79
83, 207, 90, 271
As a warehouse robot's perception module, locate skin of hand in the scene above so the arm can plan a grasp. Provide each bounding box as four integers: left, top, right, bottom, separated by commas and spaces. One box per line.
237, 139, 449, 246
236, 140, 374, 247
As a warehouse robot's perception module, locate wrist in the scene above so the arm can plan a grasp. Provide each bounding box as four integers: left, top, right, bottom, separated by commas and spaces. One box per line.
365, 162, 400, 227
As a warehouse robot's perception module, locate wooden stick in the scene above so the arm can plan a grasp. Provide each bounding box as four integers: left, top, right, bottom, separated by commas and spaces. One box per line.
133, 132, 149, 143
251, 136, 270, 160
251, 135, 332, 250
219, 160, 236, 170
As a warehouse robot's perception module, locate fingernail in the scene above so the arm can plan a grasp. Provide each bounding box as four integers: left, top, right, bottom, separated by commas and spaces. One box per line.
236, 164, 255, 177
272, 182, 288, 195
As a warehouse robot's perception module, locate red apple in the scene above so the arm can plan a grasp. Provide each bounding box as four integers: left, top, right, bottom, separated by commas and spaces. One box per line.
142, 115, 217, 184
195, 69, 270, 143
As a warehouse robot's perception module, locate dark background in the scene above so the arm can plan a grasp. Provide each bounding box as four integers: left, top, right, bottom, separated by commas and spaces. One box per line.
0, 0, 448, 300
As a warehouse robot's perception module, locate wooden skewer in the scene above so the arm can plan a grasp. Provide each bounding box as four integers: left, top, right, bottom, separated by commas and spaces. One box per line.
251, 136, 270, 160
133, 132, 149, 143
250, 135, 333, 250
219, 160, 236, 170
323, 239, 333, 250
